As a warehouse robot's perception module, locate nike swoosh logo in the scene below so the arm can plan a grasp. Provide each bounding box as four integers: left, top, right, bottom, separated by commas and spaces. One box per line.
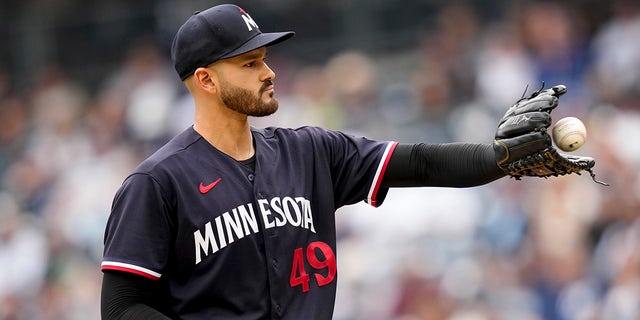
199, 178, 222, 194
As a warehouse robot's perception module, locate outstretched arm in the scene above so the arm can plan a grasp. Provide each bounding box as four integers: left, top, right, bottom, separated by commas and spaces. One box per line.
381, 142, 505, 188
382, 84, 606, 189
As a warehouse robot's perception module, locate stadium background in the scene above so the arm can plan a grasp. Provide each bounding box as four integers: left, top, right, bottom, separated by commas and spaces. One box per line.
1, 0, 639, 319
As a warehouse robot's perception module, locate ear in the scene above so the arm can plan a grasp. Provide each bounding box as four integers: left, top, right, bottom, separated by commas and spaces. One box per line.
193, 67, 218, 94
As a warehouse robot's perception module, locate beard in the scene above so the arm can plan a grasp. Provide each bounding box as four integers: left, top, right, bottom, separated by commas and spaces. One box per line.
219, 79, 279, 117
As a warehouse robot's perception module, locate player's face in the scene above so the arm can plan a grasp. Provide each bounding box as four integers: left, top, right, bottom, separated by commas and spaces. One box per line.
215, 47, 279, 117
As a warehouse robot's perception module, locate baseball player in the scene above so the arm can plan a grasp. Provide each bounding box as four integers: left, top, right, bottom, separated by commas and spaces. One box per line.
100, 4, 599, 320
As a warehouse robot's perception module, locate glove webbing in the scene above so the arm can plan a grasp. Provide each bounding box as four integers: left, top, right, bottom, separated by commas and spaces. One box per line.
501, 147, 609, 185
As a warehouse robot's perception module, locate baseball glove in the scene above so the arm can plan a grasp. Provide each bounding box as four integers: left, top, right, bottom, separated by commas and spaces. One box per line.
493, 83, 608, 185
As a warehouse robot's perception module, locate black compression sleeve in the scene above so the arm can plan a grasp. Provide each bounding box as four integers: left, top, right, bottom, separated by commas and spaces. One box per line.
381, 143, 505, 188
101, 271, 172, 320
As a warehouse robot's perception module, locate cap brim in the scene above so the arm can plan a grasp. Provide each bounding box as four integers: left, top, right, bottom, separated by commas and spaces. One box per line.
219, 31, 294, 60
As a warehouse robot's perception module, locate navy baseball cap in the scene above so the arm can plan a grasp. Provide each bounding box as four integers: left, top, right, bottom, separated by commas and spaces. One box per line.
171, 4, 295, 80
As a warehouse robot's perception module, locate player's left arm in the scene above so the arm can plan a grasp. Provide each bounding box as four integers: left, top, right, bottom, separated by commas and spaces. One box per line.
381, 142, 505, 188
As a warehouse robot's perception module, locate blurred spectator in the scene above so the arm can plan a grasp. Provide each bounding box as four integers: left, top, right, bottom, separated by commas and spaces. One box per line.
273, 65, 346, 130
15, 65, 90, 215
0, 95, 29, 181
0, 192, 48, 319
324, 50, 384, 136
590, 0, 640, 109
98, 40, 180, 151
517, 2, 594, 116
475, 22, 536, 114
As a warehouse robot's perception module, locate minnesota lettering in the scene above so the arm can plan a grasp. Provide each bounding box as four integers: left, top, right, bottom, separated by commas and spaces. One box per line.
194, 196, 316, 264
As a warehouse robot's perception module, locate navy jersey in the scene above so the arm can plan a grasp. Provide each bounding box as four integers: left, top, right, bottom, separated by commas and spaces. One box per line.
102, 126, 398, 319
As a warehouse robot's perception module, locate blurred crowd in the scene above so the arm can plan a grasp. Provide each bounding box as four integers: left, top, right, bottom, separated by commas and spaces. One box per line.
1, 0, 640, 319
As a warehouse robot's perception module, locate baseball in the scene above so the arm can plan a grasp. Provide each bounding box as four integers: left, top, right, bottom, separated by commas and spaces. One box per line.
552, 117, 587, 152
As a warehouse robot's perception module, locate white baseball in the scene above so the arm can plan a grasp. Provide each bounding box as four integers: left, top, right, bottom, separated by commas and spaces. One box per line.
552, 117, 587, 152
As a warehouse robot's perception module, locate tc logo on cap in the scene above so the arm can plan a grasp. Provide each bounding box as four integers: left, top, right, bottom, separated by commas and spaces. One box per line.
238, 7, 260, 31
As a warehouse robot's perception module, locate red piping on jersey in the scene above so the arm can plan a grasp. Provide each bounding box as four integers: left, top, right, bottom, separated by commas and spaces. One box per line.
369, 141, 398, 207
101, 263, 161, 280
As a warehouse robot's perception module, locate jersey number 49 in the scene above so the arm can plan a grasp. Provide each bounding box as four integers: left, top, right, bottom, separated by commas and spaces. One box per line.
289, 241, 336, 292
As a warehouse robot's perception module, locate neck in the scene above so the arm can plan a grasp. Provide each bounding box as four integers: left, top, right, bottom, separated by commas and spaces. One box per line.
193, 107, 255, 161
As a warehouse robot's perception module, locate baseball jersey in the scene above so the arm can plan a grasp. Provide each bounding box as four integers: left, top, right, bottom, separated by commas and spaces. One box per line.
102, 126, 398, 319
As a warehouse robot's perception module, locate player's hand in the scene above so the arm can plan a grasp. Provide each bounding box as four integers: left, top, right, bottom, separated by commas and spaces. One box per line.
492, 83, 606, 185
493, 84, 563, 163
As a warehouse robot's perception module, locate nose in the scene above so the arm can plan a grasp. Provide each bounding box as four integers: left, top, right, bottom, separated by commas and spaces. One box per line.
262, 62, 276, 81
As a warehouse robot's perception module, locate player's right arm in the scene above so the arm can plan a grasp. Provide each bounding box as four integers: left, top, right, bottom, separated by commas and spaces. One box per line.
101, 270, 171, 320
101, 170, 176, 319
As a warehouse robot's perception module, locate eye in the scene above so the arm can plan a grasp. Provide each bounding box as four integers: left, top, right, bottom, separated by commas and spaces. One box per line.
243, 57, 267, 68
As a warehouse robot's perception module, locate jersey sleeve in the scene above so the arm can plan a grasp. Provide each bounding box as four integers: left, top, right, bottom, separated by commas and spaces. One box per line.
364, 141, 398, 207
101, 173, 173, 280
322, 129, 398, 208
